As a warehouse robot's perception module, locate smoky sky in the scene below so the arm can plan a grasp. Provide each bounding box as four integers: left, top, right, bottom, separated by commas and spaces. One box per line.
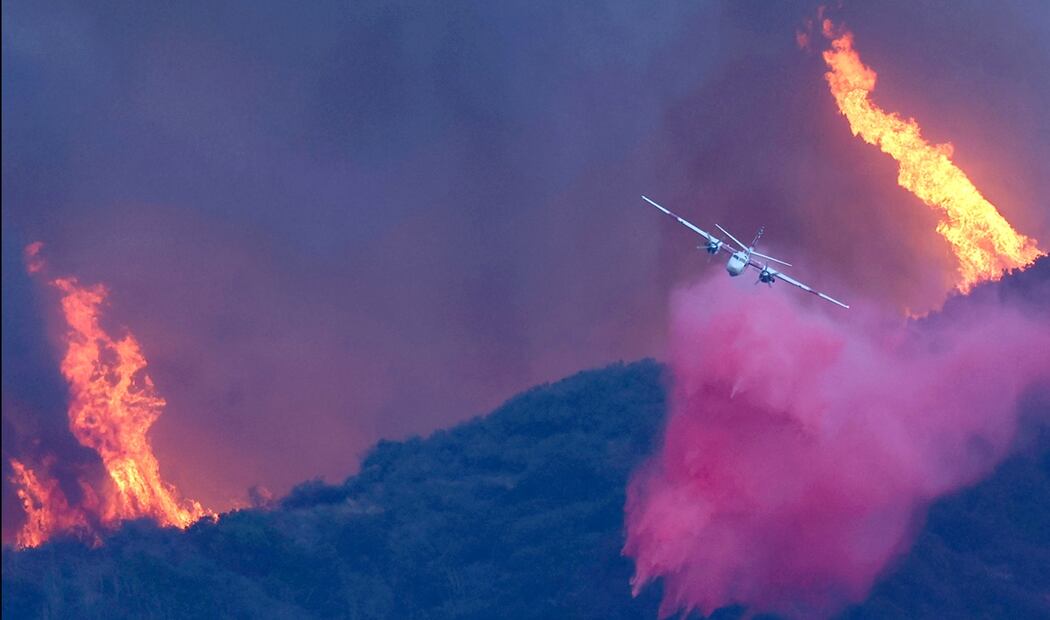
3, 0, 1049, 538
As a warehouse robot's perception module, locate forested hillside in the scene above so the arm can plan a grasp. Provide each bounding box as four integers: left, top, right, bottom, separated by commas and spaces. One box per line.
3, 362, 669, 619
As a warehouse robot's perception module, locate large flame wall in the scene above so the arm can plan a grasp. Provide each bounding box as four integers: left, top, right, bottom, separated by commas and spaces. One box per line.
821, 22, 1043, 291
8, 245, 211, 548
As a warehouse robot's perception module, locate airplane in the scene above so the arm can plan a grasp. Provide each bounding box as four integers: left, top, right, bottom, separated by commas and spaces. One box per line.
642, 195, 849, 309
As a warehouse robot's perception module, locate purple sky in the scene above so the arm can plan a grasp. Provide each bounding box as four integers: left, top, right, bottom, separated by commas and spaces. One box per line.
4, 0, 1049, 538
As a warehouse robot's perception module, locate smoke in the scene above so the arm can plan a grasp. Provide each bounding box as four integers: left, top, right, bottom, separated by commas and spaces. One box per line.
0, 0, 724, 523
4, 0, 1050, 540
623, 268, 1050, 618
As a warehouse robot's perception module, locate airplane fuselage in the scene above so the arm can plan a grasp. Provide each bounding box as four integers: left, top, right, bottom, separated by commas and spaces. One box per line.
726, 251, 749, 276
642, 194, 849, 308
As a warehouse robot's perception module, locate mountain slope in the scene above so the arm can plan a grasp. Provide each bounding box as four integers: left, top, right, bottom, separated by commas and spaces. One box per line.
3, 361, 669, 619
4, 356, 1047, 620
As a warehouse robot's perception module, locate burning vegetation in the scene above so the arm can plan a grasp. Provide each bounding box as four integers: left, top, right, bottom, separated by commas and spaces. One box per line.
820, 21, 1044, 291
621, 20, 1050, 618
8, 244, 212, 548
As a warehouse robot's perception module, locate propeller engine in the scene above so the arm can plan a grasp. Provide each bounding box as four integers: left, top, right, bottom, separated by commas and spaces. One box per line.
704, 239, 722, 255
759, 268, 776, 284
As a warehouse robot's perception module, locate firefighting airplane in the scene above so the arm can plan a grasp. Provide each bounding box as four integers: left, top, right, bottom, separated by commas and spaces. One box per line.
643, 195, 849, 309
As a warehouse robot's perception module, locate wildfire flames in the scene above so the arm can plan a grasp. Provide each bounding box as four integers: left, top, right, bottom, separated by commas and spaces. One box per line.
9, 244, 212, 548
625, 24, 1049, 614
820, 21, 1044, 291
9, 458, 95, 548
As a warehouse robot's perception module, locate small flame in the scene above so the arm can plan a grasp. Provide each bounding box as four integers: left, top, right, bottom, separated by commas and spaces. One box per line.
821, 22, 1044, 291
9, 246, 212, 548
9, 458, 95, 549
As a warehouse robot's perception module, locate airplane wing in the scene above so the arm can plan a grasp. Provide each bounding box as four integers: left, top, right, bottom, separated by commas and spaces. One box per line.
642, 196, 723, 248
750, 249, 791, 267
761, 266, 850, 309
714, 224, 748, 252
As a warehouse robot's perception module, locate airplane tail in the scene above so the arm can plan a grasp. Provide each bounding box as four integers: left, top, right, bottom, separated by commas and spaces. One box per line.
748, 226, 793, 267
750, 226, 765, 249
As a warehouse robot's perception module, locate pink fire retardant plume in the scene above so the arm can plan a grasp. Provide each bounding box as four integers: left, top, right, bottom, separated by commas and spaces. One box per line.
624, 276, 1049, 619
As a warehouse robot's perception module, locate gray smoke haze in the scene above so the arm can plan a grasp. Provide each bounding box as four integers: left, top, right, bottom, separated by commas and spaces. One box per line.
4, 0, 1049, 538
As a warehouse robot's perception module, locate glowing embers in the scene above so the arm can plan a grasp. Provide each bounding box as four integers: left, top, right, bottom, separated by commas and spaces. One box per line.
821, 22, 1044, 291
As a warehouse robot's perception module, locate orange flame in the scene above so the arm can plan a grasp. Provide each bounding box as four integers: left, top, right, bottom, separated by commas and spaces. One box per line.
9, 246, 212, 548
820, 22, 1044, 291
53, 276, 210, 528
9, 458, 95, 549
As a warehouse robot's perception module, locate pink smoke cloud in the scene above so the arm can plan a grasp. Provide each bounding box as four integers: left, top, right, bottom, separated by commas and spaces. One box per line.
623, 275, 1049, 618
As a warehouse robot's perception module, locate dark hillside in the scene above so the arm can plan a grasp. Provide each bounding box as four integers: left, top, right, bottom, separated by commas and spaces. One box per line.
3, 362, 670, 619
843, 417, 1050, 619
